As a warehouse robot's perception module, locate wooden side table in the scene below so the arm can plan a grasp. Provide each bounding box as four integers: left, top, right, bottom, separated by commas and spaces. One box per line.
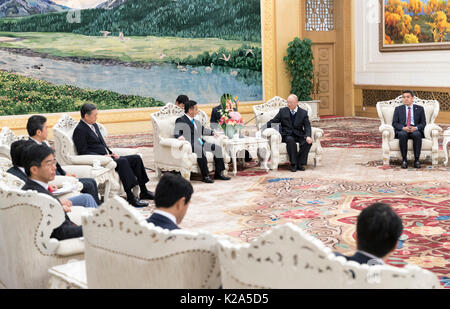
444, 129, 450, 166
224, 137, 270, 176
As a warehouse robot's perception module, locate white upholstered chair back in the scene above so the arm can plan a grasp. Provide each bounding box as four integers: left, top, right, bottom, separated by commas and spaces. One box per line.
0, 184, 84, 288
82, 196, 221, 289
53, 114, 86, 166
0, 127, 29, 161
151, 103, 185, 141
218, 223, 441, 289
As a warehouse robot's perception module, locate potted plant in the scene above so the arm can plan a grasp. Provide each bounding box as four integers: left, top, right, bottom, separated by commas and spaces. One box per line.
283, 37, 314, 101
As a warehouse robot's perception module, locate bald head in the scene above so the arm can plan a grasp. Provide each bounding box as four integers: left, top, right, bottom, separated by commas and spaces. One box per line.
287, 94, 299, 111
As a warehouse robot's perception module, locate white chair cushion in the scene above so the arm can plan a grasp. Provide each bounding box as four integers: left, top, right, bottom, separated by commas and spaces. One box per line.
389, 138, 433, 151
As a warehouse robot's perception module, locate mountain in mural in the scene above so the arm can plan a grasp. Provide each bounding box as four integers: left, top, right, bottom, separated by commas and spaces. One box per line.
96, 0, 128, 9
0, 0, 67, 18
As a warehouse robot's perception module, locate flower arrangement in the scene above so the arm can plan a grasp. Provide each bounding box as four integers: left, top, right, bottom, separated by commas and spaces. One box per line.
218, 94, 244, 138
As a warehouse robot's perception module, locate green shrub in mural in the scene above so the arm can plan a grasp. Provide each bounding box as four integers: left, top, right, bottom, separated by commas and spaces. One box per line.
0, 71, 164, 116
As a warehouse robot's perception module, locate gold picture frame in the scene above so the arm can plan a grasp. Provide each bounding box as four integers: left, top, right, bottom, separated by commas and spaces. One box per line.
379, 0, 450, 52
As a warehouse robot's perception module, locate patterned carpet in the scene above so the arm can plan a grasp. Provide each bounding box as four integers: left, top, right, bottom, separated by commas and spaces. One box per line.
107, 117, 449, 288
224, 176, 449, 287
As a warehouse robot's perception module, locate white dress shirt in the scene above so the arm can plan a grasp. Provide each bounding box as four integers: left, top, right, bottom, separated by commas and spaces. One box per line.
405, 104, 415, 126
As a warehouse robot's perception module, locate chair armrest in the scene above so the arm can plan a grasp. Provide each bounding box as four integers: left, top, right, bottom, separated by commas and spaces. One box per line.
160, 138, 191, 151
51, 175, 81, 188
311, 127, 324, 143
110, 148, 140, 157
203, 134, 228, 146
424, 124, 443, 139
55, 238, 85, 257
379, 124, 395, 141
262, 128, 282, 144
62, 165, 96, 178
69, 155, 113, 166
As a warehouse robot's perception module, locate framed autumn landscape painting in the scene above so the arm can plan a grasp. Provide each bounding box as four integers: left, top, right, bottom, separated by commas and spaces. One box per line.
380, 0, 450, 52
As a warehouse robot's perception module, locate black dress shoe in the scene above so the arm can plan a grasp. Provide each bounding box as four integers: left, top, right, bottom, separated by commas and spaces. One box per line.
401, 161, 408, 169
290, 165, 297, 172
202, 176, 214, 183
214, 172, 231, 181
297, 165, 306, 171
127, 196, 149, 208
414, 161, 421, 169
139, 190, 155, 200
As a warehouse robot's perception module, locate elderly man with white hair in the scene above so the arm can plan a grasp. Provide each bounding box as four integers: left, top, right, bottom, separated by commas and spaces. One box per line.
265, 94, 313, 172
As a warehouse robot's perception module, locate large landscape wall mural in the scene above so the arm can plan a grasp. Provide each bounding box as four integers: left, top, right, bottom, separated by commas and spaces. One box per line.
0, 0, 262, 115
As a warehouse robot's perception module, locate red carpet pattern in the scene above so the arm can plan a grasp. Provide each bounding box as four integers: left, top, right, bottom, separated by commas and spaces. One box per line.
225, 177, 450, 287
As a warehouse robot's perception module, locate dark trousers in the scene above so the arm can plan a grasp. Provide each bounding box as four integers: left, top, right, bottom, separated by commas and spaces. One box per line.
194, 142, 226, 177
396, 131, 422, 161
114, 155, 149, 191
282, 135, 312, 167
79, 178, 101, 205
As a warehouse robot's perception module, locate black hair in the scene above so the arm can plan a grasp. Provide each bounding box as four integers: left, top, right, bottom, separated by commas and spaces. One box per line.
23, 144, 55, 176
26, 115, 47, 137
356, 203, 403, 258
184, 100, 198, 114
80, 103, 97, 118
402, 90, 415, 97
10, 140, 34, 167
176, 95, 189, 105
154, 173, 194, 208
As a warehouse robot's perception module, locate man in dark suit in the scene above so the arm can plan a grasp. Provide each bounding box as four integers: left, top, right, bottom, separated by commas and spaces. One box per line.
26, 115, 101, 205
21, 144, 83, 241
72, 103, 154, 207
174, 100, 231, 183
334, 203, 403, 265
175, 94, 189, 111
147, 173, 193, 230
392, 90, 426, 169
266, 94, 313, 172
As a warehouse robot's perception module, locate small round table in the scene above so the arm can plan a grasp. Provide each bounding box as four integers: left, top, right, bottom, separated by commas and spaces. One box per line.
224, 137, 270, 176
444, 129, 450, 166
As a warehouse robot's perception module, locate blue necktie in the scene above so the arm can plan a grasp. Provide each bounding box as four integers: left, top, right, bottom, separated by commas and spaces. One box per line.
192, 119, 204, 146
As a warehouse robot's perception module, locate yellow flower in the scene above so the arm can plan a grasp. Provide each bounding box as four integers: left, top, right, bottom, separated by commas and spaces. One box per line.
410, 226, 445, 236
405, 256, 448, 268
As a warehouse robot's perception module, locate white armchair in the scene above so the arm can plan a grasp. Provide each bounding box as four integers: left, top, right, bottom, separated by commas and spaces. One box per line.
377, 96, 443, 165
53, 114, 140, 199
0, 127, 28, 161
77, 196, 221, 288
218, 223, 441, 289
151, 103, 229, 180
253, 97, 324, 169
0, 183, 84, 289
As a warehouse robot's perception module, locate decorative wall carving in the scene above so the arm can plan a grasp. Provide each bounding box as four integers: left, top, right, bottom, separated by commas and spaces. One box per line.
305, 0, 335, 32
363, 90, 450, 112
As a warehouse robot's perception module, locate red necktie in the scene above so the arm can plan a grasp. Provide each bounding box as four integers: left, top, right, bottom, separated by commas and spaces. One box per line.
407, 107, 411, 127
48, 186, 53, 194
